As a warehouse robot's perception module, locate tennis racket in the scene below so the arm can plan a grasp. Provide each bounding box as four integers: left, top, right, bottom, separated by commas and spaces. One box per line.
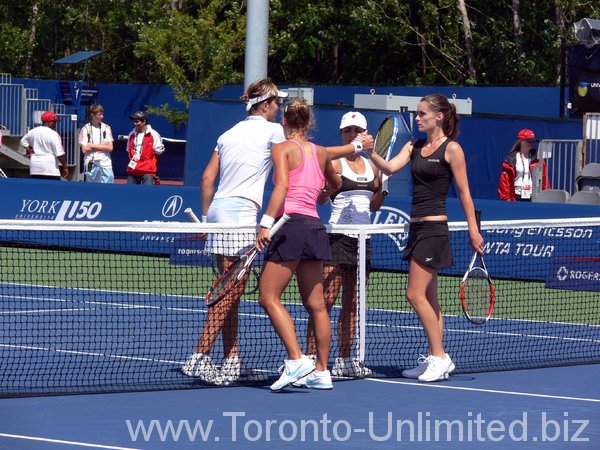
460, 210, 494, 325
373, 115, 399, 196
185, 208, 260, 296
205, 213, 290, 307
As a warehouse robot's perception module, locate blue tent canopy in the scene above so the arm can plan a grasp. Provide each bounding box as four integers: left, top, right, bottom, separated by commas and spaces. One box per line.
53, 51, 104, 65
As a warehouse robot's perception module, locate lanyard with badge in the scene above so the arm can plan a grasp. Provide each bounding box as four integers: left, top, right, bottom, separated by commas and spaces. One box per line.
128, 132, 144, 170
517, 153, 532, 199
87, 124, 102, 172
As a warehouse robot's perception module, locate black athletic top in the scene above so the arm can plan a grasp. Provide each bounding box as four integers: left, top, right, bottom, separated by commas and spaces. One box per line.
410, 138, 453, 218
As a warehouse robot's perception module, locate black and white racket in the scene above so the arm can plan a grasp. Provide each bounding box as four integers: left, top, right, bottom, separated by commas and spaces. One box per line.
460, 210, 494, 325
373, 115, 399, 196
203, 213, 290, 307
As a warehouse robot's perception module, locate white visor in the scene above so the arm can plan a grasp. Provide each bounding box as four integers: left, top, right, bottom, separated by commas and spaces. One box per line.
246, 90, 289, 111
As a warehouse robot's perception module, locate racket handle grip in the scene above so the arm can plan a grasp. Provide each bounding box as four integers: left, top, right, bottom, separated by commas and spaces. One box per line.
185, 207, 201, 223
268, 213, 291, 238
381, 174, 389, 196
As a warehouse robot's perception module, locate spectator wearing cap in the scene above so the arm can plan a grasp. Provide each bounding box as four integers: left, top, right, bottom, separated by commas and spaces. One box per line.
126, 111, 165, 185
498, 128, 550, 201
79, 104, 114, 183
19, 111, 69, 180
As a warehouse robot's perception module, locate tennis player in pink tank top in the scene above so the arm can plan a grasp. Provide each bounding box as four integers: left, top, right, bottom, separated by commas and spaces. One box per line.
256, 98, 342, 391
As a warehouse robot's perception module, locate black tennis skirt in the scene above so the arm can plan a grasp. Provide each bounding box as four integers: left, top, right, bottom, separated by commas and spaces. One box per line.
402, 221, 453, 269
325, 234, 372, 269
265, 214, 331, 262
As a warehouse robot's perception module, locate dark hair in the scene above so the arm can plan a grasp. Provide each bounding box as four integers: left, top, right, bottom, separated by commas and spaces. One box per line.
283, 98, 313, 137
507, 139, 537, 156
420, 93, 460, 139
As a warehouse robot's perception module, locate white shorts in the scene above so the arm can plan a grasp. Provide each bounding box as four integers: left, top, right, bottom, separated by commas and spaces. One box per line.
206, 197, 258, 256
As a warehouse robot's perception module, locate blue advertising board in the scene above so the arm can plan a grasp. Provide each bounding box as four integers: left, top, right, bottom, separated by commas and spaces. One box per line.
1, 178, 599, 287
546, 257, 600, 292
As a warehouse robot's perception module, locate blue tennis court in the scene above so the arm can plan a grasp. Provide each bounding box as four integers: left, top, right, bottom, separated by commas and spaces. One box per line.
1, 363, 599, 449
2, 282, 599, 397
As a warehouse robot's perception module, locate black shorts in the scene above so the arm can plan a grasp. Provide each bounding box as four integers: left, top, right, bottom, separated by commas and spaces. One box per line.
402, 221, 452, 269
265, 214, 331, 262
325, 234, 372, 270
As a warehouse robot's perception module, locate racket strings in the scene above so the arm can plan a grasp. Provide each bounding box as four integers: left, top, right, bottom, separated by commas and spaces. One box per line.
463, 269, 491, 319
374, 120, 395, 157
212, 258, 247, 300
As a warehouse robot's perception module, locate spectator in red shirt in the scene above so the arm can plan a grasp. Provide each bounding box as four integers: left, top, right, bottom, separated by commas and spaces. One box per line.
126, 111, 165, 185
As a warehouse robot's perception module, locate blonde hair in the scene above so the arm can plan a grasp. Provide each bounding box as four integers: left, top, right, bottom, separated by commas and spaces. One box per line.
283, 98, 313, 138
240, 78, 280, 113
89, 103, 104, 116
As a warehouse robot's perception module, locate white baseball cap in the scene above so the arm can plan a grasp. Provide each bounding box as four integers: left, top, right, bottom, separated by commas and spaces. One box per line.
339, 111, 367, 130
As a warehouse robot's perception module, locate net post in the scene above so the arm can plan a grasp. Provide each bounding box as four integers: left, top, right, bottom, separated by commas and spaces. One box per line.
357, 228, 367, 363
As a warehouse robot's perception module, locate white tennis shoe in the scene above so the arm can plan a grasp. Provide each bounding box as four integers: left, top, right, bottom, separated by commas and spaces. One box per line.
331, 356, 373, 378
181, 352, 224, 385
270, 355, 315, 391
403, 354, 455, 380
418, 354, 455, 382
220, 355, 252, 385
293, 369, 333, 390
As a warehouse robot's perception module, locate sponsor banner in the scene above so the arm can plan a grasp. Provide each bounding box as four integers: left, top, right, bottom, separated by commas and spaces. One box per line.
481, 225, 599, 282
170, 237, 212, 266
0, 178, 202, 254
2, 179, 598, 282
0, 178, 198, 222
569, 45, 600, 115
546, 257, 600, 292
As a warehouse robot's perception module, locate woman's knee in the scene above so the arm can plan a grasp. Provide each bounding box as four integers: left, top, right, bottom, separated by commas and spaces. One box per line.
258, 292, 281, 311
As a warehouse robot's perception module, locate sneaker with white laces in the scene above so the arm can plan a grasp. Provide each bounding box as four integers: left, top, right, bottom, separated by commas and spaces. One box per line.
291, 355, 317, 387
403, 354, 455, 379
331, 356, 373, 378
401, 355, 429, 379
270, 355, 315, 391
418, 354, 454, 382
181, 352, 224, 385
220, 355, 251, 385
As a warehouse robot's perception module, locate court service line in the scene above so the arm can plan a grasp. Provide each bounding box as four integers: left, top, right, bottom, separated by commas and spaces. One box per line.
0, 433, 140, 450
367, 378, 600, 403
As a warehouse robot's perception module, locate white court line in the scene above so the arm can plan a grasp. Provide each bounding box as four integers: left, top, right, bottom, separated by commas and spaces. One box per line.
0, 343, 181, 365
367, 378, 600, 403
0, 433, 140, 449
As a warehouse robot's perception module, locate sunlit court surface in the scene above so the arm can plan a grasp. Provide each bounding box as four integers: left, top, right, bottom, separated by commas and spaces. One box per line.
1, 219, 599, 449
0, 364, 599, 449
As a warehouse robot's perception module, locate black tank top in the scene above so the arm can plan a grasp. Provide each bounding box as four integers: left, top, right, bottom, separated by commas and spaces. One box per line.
410, 138, 453, 218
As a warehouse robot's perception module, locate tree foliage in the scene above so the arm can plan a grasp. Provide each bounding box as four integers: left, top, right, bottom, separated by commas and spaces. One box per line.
0, 0, 598, 119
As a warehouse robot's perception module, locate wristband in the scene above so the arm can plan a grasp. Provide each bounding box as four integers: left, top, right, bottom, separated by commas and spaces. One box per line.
260, 214, 275, 229
351, 141, 363, 154
201, 215, 207, 223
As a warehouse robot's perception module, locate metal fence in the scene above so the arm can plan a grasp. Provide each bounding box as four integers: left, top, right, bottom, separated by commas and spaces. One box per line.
0, 74, 25, 136
535, 139, 583, 195
0, 73, 79, 177
57, 113, 80, 180
583, 113, 600, 165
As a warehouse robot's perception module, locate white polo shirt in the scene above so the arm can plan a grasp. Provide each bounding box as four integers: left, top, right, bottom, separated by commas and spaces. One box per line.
213, 115, 286, 207
20, 126, 65, 176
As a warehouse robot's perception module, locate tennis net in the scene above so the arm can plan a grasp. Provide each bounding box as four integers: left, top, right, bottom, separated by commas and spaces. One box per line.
0, 217, 599, 396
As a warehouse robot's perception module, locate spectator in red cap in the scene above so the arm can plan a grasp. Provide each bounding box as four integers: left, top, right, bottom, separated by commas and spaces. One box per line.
126, 111, 165, 185
19, 111, 69, 180
498, 128, 550, 201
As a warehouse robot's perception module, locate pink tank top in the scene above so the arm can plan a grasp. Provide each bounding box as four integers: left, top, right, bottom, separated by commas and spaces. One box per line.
278, 139, 324, 218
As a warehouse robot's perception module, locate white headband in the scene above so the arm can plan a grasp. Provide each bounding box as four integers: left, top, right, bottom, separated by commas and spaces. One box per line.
245, 90, 288, 111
